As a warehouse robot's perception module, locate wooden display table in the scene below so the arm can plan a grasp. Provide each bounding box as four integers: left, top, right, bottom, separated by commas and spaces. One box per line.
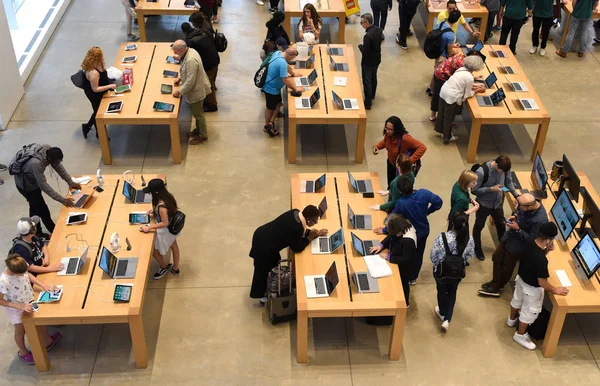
465, 44, 550, 162
425, 0, 488, 42
284, 0, 347, 43
96, 43, 182, 165
135, 0, 197, 42
287, 44, 367, 164
22, 174, 161, 372
559, 1, 600, 49
292, 172, 407, 364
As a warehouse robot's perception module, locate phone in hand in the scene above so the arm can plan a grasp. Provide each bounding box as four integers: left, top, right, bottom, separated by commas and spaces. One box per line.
505, 218, 513, 224
501, 186, 510, 192
69, 189, 81, 195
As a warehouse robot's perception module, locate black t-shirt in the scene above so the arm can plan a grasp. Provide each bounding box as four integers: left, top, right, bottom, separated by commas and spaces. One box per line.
12, 236, 45, 276
518, 239, 550, 287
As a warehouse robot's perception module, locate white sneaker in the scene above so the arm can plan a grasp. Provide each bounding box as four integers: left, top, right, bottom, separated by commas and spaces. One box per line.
256, 0, 264, 5
409, 280, 417, 285
507, 316, 518, 328
441, 320, 449, 332
539, 48, 546, 56
259, 297, 267, 305
434, 306, 444, 321
513, 332, 536, 350
529, 46, 538, 54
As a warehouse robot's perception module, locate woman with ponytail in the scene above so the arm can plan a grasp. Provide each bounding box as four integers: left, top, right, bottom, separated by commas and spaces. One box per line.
430, 211, 474, 332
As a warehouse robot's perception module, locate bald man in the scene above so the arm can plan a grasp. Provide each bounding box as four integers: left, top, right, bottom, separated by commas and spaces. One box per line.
172, 40, 212, 145
479, 193, 548, 297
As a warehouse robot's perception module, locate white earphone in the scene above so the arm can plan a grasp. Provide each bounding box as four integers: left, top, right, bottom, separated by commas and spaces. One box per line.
122, 170, 135, 184
97, 169, 104, 186
110, 233, 120, 253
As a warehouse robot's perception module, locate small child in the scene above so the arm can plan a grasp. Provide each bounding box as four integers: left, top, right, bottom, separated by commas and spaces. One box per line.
0, 254, 62, 365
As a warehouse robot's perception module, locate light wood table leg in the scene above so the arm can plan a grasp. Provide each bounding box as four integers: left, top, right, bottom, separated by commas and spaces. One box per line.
96, 118, 113, 165
427, 13, 435, 34
559, 13, 571, 49
297, 310, 308, 363
541, 306, 567, 358
355, 117, 367, 164
466, 118, 482, 162
531, 118, 550, 162
479, 13, 488, 42
137, 11, 147, 42
170, 119, 182, 164
285, 17, 292, 43
339, 13, 346, 44
129, 313, 148, 368
22, 317, 49, 372
389, 309, 407, 360
288, 117, 297, 164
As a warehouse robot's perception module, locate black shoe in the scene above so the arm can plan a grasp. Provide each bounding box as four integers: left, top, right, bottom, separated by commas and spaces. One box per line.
481, 281, 493, 289
82, 124, 91, 138
465, 261, 470, 267
478, 287, 502, 297
170, 266, 180, 276
365, 105, 371, 110
475, 250, 485, 261
203, 104, 218, 112
153, 264, 172, 280
407, 30, 413, 36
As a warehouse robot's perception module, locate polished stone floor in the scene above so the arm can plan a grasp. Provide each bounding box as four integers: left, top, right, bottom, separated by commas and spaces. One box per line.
1, 0, 600, 384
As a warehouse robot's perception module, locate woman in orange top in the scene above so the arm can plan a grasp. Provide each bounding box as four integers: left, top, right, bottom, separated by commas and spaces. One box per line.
372, 116, 427, 188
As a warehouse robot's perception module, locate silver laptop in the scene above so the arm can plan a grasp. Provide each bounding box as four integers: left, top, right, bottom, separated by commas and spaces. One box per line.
99, 246, 138, 279
295, 54, 315, 69
294, 69, 318, 87
348, 260, 379, 293
304, 261, 339, 298
331, 90, 359, 110
474, 72, 497, 89
311, 228, 344, 254
123, 180, 151, 204
493, 50, 508, 58
57, 246, 89, 276
329, 55, 349, 71
318, 196, 328, 218
502, 65, 516, 74
519, 98, 539, 111
477, 88, 506, 107
348, 204, 372, 230
304, 173, 326, 193
347, 171, 373, 193
351, 232, 379, 256
508, 81, 528, 92
326, 41, 343, 55
295, 87, 320, 109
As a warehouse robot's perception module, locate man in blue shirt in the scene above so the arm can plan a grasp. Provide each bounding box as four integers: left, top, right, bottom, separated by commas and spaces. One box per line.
261, 47, 304, 137
426, 10, 460, 98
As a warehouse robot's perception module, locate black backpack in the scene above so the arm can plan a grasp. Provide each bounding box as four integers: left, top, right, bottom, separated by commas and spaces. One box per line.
470, 161, 490, 186
7, 238, 32, 259
9, 143, 42, 176
436, 233, 466, 283
168, 211, 186, 235
423, 22, 453, 59
254, 56, 285, 89
214, 30, 227, 52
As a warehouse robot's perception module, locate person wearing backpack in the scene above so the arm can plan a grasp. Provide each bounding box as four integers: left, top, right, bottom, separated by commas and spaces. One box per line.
396, 0, 420, 49
11, 145, 81, 236
424, 10, 461, 98
139, 179, 182, 280
498, 0, 533, 55
431, 212, 474, 332
11, 218, 63, 276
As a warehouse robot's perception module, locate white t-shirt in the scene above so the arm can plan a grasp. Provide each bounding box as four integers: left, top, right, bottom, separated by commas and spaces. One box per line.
439, 68, 476, 106
299, 19, 321, 43
0, 271, 34, 305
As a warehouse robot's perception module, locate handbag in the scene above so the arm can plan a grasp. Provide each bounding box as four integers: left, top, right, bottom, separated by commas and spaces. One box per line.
70, 70, 87, 89
397, 133, 422, 176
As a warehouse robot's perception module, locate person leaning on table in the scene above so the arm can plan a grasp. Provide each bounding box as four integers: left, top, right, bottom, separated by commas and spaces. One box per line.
172, 40, 213, 145
249, 205, 327, 305
11, 218, 64, 276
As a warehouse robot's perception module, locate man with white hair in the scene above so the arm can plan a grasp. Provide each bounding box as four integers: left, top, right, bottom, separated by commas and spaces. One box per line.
172, 40, 212, 145
358, 13, 383, 110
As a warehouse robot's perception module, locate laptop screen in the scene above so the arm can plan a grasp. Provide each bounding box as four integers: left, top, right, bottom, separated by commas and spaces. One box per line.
314, 174, 326, 192
472, 40, 483, 52
351, 232, 365, 256
308, 54, 315, 65
309, 88, 320, 107
490, 88, 505, 105
307, 69, 318, 84
485, 72, 497, 88
123, 181, 136, 202
330, 55, 336, 66
324, 261, 339, 294
330, 229, 345, 252
347, 171, 358, 191
347, 204, 355, 227
318, 196, 327, 218
99, 247, 117, 276
332, 91, 343, 109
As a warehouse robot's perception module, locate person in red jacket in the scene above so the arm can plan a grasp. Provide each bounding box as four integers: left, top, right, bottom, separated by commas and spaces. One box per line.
372, 115, 427, 188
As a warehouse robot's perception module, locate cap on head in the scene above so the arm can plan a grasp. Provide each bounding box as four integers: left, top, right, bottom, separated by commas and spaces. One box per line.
275, 37, 289, 50
17, 218, 35, 235
143, 178, 166, 194
538, 222, 558, 239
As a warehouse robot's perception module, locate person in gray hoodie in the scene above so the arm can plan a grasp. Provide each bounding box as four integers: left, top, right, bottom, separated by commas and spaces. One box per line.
480, 0, 500, 42
11, 145, 80, 236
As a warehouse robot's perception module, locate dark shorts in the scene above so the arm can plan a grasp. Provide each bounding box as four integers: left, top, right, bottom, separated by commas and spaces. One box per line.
265, 92, 282, 110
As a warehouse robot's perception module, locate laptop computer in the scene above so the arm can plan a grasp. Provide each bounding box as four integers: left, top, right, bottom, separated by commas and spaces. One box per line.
462, 40, 483, 55
72, 190, 95, 209
476, 88, 506, 107
326, 41, 343, 55
99, 246, 138, 279
57, 246, 89, 276
123, 180, 151, 204
501, 64, 516, 74
302, 173, 326, 193
304, 261, 339, 298
318, 196, 328, 218
492, 50, 508, 58
348, 260, 379, 293
295, 54, 315, 69
294, 69, 318, 87
347, 171, 374, 193
329, 55, 349, 71
519, 98, 539, 111
295, 87, 320, 109
348, 204, 372, 230
331, 90, 359, 110
311, 228, 344, 254
507, 78, 528, 92
351, 232, 379, 256
474, 72, 497, 89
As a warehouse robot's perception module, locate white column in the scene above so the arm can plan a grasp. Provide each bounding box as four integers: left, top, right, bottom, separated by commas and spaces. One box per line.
0, 0, 24, 129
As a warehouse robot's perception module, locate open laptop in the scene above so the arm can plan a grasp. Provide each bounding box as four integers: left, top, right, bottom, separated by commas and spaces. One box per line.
348, 260, 379, 293
295, 69, 318, 87
57, 246, 89, 276
474, 72, 497, 89
331, 90, 359, 110
507, 78, 528, 92
318, 196, 328, 218
477, 88, 506, 107
329, 55, 349, 71
351, 232, 379, 256
348, 204, 372, 230
72, 190, 95, 209
123, 180, 151, 204
462, 40, 483, 55
519, 98, 539, 111
311, 228, 344, 254
295, 88, 320, 109
302, 173, 326, 193
347, 171, 373, 193
501, 64, 516, 74
492, 49, 508, 58
304, 261, 339, 298
99, 246, 138, 279
326, 41, 343, 55
295, 54, 315, 69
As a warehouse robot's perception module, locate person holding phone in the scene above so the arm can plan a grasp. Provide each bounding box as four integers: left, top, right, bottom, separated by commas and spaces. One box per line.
448, 170, 480, 228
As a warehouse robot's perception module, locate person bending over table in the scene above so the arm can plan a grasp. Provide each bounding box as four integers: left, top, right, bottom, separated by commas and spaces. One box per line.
426, 10, 461, 98
10, 218, 64, 276
249, 205, 327, 304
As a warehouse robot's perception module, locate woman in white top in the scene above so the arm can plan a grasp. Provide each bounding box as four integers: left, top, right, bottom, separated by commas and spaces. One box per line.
434, 55, 486, 144
298, 3, 322, 43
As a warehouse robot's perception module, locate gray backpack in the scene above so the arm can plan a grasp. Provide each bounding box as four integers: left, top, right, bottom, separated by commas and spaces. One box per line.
9, 144, 42, 175
7, 238, 32, 259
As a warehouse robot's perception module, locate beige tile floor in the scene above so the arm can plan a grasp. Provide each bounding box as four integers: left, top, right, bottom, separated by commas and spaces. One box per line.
1, 0, 600, 383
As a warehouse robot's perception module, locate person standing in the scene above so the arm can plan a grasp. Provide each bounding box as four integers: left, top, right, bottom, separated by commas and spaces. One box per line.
508, 222, 569, 350
119, 0, 139, 41
358, 13, 383, 110
172, 40, 212, 145
448, 170, 480, 225
10, 218, 64, 275
396, 0, 420, 49
198, 0, 215, 21
371, 155, 416, 213
431, 212, 474, 332
556, 0, 599, 58
529, 0, 557, 56
479, 193, 547, 297
471, 156, 519, 261
298, 3, 322, 42
480, 0, 501, 41
499, 0, 533, 54
249, 206, 327, 304
437, 0, 482, 40
10, 145, 81, 235
430, 50, 469, 122
371, 0, 393, 36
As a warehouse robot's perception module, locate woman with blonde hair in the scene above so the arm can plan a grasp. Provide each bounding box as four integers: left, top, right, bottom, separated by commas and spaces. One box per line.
448, 170, 480, 230
298, 3, 322, 42
81, 47, 116, 139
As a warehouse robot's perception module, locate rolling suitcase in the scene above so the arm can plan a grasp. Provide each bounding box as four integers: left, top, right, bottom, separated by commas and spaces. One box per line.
266, 259, 297, 325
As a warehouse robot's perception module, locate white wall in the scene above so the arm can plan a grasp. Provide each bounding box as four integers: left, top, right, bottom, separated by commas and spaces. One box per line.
0, 0, 24, 129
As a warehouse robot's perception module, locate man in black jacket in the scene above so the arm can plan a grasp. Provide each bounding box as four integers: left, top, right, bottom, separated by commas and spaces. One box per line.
358, 13, 383, 110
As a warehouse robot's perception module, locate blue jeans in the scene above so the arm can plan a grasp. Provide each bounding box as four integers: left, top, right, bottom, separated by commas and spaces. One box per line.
562, 17, 593, 53
435, 273, 460, 322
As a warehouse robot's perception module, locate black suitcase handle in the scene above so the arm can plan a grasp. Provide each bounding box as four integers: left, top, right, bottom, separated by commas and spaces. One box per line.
277, 259, 293, 297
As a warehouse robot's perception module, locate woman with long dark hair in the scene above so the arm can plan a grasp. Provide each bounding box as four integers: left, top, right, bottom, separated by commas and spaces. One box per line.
430, 211, 474, 332
372, 115, 427, 189
139, 179, 181, 279
298, 3, 322, 42
81, 47, 117, 139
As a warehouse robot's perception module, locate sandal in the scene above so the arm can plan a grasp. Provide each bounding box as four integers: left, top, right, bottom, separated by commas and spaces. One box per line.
263, 121, 278, 137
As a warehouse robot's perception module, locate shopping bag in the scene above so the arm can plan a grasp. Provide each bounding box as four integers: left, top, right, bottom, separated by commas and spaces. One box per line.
122, 68, 134, 85
344, 0, 360, 17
